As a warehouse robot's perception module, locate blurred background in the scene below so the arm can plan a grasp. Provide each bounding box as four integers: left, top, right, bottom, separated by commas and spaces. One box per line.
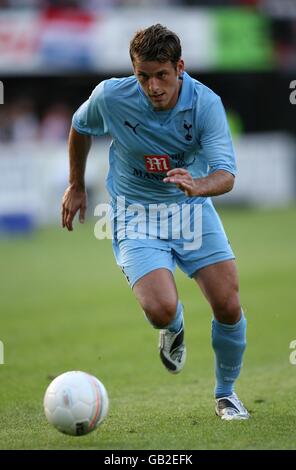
0, 0, 296, 232
1, 1, 296, 451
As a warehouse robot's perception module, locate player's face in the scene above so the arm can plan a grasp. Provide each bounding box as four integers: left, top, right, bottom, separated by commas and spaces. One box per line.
133, 57, 184, 111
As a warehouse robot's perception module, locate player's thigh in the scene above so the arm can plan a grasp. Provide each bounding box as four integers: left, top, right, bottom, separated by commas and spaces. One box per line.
112, 237, 177, 310
133, 268, 178, 316
193, 259, 240, 313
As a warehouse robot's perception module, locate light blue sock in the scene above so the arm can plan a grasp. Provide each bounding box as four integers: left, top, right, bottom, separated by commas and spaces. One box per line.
167, 301, 184, 333
212, 311, 247, 399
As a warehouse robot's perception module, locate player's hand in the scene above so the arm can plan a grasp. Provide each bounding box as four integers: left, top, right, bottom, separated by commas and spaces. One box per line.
163, 168, 198, 196
61, 186, 87, 231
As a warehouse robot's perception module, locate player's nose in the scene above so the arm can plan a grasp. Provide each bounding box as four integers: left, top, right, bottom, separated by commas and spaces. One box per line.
148, 77, 160, 93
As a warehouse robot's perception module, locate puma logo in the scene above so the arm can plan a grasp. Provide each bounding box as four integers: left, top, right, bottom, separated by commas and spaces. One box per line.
124, 121, 140, 135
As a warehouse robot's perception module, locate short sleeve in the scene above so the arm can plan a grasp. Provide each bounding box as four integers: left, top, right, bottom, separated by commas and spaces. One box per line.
72, 82, 109, 137
199, 95, 237, 176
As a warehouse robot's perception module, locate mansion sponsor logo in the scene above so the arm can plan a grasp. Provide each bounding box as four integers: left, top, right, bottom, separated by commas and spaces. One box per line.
142, 153, 196, 175
94, 196, 203, 251
144, 155, 170, 172
133, 167, 163, 181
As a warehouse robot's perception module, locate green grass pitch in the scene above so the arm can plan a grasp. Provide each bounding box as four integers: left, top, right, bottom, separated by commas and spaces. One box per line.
0, 206, 296, 449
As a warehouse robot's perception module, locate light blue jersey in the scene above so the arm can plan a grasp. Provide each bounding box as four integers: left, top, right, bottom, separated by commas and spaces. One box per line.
73, 72, 236, 286
72, 72, 237, 206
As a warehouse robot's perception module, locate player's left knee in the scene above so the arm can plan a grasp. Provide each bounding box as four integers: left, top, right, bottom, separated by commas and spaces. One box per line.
214, 295, 241, 324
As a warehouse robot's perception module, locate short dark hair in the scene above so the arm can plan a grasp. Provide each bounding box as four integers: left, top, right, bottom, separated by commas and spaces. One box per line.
129, 24, 182, 67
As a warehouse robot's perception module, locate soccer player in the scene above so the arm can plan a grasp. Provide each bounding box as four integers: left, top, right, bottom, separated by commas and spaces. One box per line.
61, 24, 249, 420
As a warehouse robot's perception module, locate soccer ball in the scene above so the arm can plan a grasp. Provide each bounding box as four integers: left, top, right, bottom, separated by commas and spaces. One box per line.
43, 371, 109, 436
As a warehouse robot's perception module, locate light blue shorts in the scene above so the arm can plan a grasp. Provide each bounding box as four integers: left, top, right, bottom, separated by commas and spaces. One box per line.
111, 197, 235, 288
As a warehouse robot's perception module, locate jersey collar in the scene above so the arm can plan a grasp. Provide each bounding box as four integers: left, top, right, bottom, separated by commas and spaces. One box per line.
137, 71, 194, 114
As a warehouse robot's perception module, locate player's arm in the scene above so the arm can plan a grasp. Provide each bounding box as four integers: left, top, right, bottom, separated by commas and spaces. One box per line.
62, 81, 108, 231
163, 168, 234, 197
62, 127, 92, 231
164, 94, 236, 197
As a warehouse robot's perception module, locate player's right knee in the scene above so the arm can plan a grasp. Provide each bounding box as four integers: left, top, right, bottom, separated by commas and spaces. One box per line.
142, 300, 178, 329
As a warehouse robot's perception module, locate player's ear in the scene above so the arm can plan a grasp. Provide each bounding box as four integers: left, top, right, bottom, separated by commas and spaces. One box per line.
177, 59, 185, 80
177, 59, 185, 77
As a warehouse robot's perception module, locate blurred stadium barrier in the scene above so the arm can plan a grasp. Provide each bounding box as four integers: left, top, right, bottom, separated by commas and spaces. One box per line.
0, 7, 273, 74
218, 133, 296, 206
0, 139, 110, 231
0, 133, 295, 233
